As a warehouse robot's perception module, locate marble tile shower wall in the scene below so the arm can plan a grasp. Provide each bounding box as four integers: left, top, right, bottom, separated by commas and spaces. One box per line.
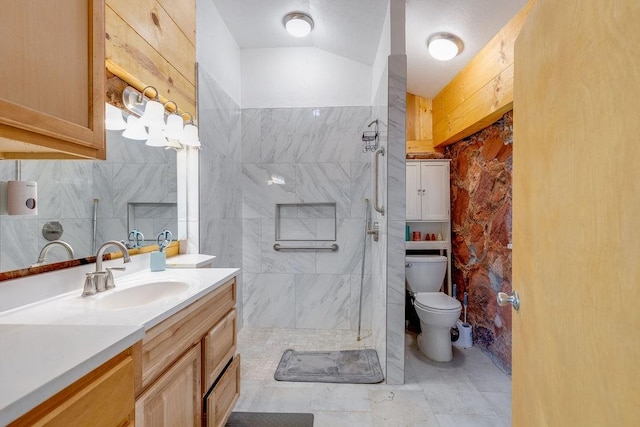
197, 66, 244, 323
0, 134, 176, 271
241, 106, 374, 331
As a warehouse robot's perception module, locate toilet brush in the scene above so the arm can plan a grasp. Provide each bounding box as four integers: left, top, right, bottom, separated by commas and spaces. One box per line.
463, 292, 468, 324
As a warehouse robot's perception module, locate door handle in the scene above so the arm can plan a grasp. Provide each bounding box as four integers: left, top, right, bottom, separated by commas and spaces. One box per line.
497, 291, 520, 311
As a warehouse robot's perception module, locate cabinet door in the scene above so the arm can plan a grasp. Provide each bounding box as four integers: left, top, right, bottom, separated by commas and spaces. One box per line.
0, 0, 105, 159
406, 162, 422, 220
203, 309, 237, 393
136, 344, 202, 427
420, 162, 450, 220
205, 355, 240, 427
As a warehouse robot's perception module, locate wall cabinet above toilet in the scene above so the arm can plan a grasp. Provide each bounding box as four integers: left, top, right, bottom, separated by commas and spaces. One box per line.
406, 160, 450, 221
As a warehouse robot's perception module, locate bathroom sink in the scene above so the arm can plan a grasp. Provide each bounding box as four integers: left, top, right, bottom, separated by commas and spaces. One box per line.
92, 280, 190, 310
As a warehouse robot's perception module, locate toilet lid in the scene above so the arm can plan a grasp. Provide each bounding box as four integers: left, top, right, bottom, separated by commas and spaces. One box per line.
414, 292, 461, 311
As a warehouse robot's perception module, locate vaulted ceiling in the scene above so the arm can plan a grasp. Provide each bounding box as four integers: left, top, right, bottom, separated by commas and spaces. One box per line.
212, 0, 528, 98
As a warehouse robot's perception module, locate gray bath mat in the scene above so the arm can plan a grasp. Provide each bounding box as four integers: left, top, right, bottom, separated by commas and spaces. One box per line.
274, 349, 384, 384
226, 412, 314, 426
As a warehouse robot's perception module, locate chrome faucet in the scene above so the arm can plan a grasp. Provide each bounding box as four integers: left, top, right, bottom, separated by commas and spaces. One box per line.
82, 240, 131, 296
33, 240, 74, 266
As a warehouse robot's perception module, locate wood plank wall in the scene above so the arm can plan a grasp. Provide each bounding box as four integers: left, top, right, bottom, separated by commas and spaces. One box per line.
432, 1, 533, 147
105, 0, 196, 116
406, 93, 436, 153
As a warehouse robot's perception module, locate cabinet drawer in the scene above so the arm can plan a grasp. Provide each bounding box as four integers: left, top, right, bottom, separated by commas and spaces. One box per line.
140, 278, 235, 394
205, 355, 240, 427
203, 309, 237, 393
10, 350, 134, 427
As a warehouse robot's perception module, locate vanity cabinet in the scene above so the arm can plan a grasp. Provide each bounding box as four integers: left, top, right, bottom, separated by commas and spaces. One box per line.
0, 0, 106, 159
8, 348, 135, 427
406, 161, 450, 221
136, 278, 239, 427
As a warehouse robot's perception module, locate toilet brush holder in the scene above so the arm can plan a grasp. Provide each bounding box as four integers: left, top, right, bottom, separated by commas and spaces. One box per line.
453, 319, 473, 348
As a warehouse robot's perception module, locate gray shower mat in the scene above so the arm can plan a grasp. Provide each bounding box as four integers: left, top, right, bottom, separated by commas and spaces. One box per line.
274, 349, 384, 384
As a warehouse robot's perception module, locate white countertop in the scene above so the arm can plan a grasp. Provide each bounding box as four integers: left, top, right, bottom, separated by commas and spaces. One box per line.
0, 324, 142, 426
167, 253, 216, 268
0, 264, 239, 424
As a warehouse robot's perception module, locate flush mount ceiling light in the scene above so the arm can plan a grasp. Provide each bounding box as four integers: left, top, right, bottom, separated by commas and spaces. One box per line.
283, 12, 314, 38
427, 33, 464, 61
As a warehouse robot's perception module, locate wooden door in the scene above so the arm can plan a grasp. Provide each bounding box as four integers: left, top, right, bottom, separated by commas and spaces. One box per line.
513, 0, 640, 425
406, 162, 422, 220
420, 162, 449, 220
136, 344, 202, 426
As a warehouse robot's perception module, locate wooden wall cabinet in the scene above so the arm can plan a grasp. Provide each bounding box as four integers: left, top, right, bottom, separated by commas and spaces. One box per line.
406, 161, 450, 221
9, 348, 135, 427
406, 93, 436, 153
0, 0, 106, 160
136, 278, 239, 427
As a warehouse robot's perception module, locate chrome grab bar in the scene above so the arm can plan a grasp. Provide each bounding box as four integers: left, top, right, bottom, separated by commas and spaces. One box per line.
273, 243, 339, 252
374, 147, 385, 215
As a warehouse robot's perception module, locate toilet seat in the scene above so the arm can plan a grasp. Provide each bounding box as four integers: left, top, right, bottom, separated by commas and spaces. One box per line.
414, 292, 461, 312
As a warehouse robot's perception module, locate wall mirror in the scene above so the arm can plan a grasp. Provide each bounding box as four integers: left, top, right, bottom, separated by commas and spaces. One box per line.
0, 128, 182, 272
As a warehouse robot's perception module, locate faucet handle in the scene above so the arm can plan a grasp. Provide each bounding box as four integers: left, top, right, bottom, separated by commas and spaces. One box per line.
105, 267, 125, 290
81, 273, 97, 296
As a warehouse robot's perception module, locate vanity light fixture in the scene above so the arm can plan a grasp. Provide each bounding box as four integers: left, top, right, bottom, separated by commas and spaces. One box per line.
145, 126, 169, 147
180, 113, 201, 148
122, 115, 149, 140
163, 101, 184, 140
283, 12, 314, 38
164, 139, 182, 150
105, 103, 127, 130
138, 86, 166, 129
120, 85, 200, 150
427, 33, 464, 61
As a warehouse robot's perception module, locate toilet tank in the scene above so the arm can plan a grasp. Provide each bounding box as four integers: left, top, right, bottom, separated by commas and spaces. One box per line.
405, 255, 447, 293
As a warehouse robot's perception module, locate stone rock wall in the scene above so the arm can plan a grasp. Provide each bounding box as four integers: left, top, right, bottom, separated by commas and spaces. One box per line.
444, 111, 513, 373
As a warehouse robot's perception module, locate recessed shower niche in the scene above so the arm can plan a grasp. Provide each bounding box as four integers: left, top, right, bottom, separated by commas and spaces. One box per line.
275, 202, 337, 241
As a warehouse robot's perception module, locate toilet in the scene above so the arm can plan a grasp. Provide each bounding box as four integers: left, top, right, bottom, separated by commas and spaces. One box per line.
406, 255, 462, 362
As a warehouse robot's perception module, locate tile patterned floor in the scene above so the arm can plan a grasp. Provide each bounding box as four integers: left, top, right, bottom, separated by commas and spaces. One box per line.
235, 328, 512, 426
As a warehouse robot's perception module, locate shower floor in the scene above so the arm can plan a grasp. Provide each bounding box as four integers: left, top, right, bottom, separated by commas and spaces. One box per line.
235, 328, 512, 426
